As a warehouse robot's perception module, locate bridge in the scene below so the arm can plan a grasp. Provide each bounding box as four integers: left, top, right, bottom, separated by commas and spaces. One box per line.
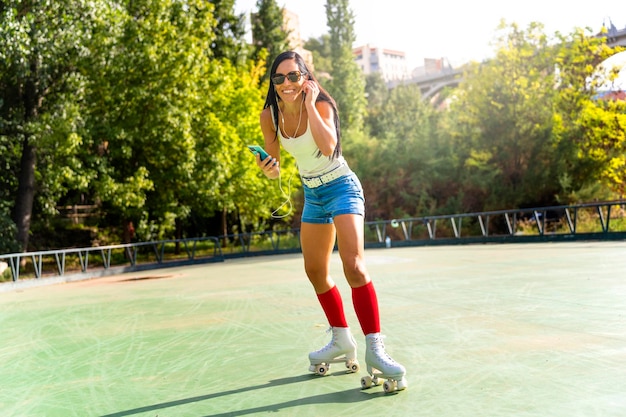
388, 68, 464, 101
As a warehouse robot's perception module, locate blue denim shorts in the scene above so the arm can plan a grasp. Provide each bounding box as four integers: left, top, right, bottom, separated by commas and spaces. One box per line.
301, 173, 365, 224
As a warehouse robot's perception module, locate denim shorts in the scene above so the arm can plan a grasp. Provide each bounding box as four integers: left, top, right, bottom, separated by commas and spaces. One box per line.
301, 173, 365, 224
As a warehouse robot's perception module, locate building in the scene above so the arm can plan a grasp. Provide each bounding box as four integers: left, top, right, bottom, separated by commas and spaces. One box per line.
410, 58, 454, 78
353, 44, 409, 82
600, 19, 626, 48
281, 9, 314, 71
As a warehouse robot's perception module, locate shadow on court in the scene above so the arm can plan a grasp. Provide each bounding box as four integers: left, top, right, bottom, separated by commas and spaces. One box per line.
101, 374, 383, 417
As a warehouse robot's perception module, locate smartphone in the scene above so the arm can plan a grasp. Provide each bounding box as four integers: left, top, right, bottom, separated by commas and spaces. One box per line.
247, 145, 270, 161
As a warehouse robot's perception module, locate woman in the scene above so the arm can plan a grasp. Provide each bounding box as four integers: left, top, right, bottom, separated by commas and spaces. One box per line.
255, 51, 406, 392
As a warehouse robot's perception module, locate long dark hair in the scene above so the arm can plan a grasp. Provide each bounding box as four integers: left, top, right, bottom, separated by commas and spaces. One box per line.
263, 51, 342, 159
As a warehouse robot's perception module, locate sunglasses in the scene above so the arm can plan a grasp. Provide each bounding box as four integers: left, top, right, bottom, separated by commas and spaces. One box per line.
271, 71, 305, 85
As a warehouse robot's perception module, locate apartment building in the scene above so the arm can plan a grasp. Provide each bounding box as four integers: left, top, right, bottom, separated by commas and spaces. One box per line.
353, 44, 409, 82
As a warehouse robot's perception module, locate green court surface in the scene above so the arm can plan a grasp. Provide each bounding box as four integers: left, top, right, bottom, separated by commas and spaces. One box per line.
1, 242, 625, 417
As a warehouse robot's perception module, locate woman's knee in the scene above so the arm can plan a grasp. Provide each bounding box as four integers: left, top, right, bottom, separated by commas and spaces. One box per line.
303, 261, 331, 286
342, 257, 369, 286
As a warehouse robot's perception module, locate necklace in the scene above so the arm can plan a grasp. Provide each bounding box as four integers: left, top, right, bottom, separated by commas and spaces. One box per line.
278, 98, 304, 139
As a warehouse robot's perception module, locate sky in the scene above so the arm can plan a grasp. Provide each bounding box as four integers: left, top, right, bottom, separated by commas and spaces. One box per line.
234, 0, 626, 69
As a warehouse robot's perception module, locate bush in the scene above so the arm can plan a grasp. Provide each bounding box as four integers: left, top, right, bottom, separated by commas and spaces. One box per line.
0, 263, 12, 282
0, 203, 19, 254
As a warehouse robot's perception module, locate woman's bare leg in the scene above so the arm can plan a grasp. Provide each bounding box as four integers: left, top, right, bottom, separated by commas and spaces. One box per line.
300, 222, 336, 293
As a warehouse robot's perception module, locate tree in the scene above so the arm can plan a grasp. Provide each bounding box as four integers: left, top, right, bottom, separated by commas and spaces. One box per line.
185, 58, 297, 237
364, 71, 390, 137
82, 1, 242, 240
0, 201, 19, 254
576, 98, 626, 197
79, 0, 289, 242
0, 104, 19, 253
447, 21, 560, 211
552, 28, 625, 201
0, 0, 97, 251
208, 0, 248, 65
351, 84, 441, 219
304, 34, 333, 74
80, 0, 201, 241
250, 0, 290, 83
325, 0, 366, 132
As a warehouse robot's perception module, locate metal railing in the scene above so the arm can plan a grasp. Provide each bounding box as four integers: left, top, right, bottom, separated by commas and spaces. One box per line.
218, 229, 302, 258
366, 200, 626, 246
2, 200, 625, 287
1, 237, 223, 287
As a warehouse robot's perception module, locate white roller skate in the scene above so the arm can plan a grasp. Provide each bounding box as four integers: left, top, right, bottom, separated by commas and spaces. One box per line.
308, 327, 360, 376
361, 333, 407, 393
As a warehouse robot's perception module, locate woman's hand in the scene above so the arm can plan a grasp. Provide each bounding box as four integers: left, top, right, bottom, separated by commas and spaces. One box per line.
256, 153, 280, 179
304, 79, 319, 107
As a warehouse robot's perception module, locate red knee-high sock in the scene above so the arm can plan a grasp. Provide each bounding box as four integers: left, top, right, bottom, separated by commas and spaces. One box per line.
317, 285, 348, 328
352, 281, 380, 335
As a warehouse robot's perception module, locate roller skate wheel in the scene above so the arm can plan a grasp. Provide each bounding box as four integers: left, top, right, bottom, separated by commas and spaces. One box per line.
361, 375, 373, 389
397, 377, 408, 391
315, 364, 328, 376
383, 379, 397, 393
347, 362, 359, 373
372, 376, 382, 386
309, 365, 316, 373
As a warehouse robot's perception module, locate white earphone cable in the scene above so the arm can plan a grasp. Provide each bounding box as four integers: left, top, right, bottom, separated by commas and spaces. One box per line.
271, 170, 294, 219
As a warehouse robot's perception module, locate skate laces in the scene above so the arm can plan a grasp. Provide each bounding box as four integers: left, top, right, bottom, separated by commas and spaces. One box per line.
369, 335, 398, 366
314, 327, 337, 353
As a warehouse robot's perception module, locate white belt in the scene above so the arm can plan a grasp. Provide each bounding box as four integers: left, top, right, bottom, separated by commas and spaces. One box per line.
301, 165, 352, 188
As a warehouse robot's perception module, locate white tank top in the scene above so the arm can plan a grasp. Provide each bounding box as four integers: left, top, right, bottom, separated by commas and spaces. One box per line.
278, 121, 346, 177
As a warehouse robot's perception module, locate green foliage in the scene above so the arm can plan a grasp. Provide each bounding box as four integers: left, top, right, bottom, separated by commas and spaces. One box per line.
364, 71, 389, 135
189, 58, 298, 232
448, 21, 562, 211
251, 0, 290, 83
2, 2, 625, 251
304, 34, 333, 74
82, 0, 213, 238
208, 0, 248, 65
552, 27, 625, 198
0, 0, 297, 249
324, 0, 366, 131
0, 0, 99, 250
78, 0, 287, 240
0, 130, 18, 206
0, 201, 19, 254
577, 99, 626, 194
350, 84, 444, 219
355, 21, 624, 220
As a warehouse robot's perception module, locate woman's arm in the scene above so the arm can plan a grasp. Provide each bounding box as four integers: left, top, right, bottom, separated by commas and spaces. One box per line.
258, 108, 281, 179
303, 80, 337, 157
